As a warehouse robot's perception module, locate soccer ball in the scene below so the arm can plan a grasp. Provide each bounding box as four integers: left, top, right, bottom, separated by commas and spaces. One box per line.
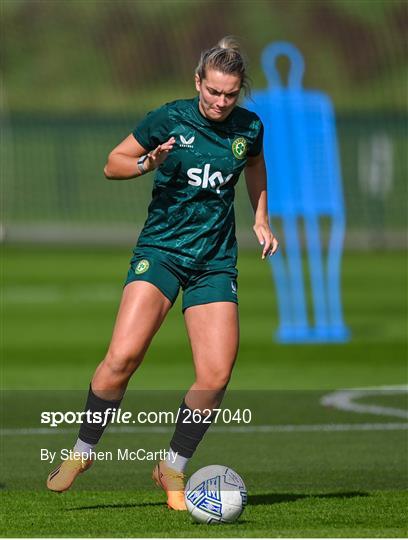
184, 465, 247, 524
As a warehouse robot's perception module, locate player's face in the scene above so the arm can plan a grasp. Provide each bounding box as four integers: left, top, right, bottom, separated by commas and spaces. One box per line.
195, 70, 241, 122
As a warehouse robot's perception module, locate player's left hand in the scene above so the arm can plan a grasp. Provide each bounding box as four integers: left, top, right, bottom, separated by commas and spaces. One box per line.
253, 222, 279, 259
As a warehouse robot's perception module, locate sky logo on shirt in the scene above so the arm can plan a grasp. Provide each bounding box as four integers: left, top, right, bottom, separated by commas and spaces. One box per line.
187, 164, 233, 193
180, 134, 195, 148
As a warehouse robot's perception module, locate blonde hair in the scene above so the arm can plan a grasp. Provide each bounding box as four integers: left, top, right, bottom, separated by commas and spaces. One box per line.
195, 36, 250, 95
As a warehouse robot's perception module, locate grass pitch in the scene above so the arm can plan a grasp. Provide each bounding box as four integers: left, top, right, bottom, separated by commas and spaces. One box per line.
1, 246, 407, 537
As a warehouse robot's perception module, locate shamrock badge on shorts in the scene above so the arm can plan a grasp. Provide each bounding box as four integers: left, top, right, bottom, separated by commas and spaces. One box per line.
135, 259, 150, 274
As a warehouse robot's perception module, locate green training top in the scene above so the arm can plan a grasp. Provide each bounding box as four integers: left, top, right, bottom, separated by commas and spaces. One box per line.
132, 96, 263, 270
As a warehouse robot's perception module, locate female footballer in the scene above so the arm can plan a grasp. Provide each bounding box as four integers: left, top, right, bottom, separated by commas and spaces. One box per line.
47, 36, 278, 510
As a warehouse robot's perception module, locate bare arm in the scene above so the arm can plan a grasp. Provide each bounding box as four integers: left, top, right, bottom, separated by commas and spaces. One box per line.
245, 152, 279, 259
104, 134, 175, 180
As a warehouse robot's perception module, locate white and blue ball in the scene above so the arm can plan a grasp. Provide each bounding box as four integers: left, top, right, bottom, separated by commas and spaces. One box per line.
184, 465, 247, 524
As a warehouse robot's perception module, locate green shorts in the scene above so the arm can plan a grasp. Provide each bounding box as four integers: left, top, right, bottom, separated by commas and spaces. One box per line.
124, 249, 238, 311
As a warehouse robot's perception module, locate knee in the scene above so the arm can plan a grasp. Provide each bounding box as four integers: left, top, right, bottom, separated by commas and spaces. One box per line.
103, 348, 141, 378
196, 367, 232, 391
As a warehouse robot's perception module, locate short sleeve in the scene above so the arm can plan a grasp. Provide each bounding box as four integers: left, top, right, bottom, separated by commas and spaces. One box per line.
132, 104, 170, 152
247, 120, 264, 157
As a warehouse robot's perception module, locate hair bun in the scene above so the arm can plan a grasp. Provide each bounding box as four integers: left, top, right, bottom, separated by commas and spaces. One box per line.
217, 35, 241, 53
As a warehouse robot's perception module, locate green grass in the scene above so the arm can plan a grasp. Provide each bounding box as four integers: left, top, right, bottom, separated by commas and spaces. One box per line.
2, 247, 407, 390
1, 490, 406, 537
1, 246, 407, 537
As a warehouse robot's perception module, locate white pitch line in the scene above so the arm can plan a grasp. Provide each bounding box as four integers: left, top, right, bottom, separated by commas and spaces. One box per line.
321, 385, 408, 419
1, 422, 407, 437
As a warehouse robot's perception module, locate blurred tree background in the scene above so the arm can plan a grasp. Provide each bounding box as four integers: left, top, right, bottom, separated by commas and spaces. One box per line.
1, 0, 407, 248
2, 0, 407, 114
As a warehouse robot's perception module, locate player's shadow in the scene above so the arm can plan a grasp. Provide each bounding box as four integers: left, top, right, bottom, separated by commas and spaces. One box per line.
67, 502, 163, 511
66, 491, 369, 512
249, 491, 369, 506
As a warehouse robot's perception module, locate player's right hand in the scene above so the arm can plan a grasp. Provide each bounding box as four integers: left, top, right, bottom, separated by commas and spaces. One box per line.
146, 137, 175, 170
